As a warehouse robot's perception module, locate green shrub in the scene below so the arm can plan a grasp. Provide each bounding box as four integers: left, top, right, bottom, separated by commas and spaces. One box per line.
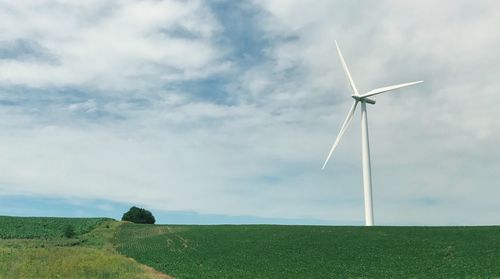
121, 206, 155, 224
63, 224, 76, 238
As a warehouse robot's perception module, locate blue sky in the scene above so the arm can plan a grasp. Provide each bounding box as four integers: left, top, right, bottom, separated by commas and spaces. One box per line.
0, 0, 499, 225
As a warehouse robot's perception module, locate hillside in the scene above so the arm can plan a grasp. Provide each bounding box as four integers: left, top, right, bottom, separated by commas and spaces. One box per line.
0, 216, 169, 279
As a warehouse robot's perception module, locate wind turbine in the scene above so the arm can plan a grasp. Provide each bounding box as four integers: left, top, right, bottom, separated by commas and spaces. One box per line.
322, 41, 423, 226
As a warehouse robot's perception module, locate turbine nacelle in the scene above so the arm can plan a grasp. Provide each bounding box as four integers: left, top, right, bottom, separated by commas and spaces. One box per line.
352, 95, 376, 104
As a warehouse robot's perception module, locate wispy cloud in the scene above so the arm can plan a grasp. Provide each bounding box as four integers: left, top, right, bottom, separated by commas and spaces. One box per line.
0, 0, 499, 225
0, 0, 227, 90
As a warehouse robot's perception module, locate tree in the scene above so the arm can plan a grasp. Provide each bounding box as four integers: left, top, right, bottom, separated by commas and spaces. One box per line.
121, 206, 156, 224
63, 224, 76, 238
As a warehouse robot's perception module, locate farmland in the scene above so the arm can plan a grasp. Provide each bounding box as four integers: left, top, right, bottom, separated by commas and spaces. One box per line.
2, 215, 500, 278
116, 224, 500, 278
0, 216, 105, 239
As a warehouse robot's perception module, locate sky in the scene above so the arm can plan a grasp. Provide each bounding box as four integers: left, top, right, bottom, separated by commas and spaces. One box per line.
0, 0, 499, 225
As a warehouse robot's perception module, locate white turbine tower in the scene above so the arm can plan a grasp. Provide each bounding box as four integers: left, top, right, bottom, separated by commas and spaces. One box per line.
322, 41, 423, 226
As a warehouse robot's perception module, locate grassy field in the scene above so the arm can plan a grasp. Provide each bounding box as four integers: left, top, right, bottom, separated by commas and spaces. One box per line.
115, 224, 500, 278
0, 216, 168, 279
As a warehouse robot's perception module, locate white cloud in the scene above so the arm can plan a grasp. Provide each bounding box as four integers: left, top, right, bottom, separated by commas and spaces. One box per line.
0, 0, 227, 90
0, 0, 500, 225
68, 99, 97, 113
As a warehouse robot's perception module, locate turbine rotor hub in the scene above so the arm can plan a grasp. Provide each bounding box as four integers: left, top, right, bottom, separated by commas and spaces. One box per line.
352, 95, 376, 104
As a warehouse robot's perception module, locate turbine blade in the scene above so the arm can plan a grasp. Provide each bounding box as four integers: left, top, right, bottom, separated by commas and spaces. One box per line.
322, 100, 359, 170
360, 81, 423, 99
335, 41, 359, 96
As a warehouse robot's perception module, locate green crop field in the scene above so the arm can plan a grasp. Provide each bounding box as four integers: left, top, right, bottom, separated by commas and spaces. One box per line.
115, 224, 500, 278
0, 216, 105, 239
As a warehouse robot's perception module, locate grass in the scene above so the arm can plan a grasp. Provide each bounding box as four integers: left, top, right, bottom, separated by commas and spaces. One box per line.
115, 224, 500, 278
0, 246, 149, 279
0, 216, 169, 279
